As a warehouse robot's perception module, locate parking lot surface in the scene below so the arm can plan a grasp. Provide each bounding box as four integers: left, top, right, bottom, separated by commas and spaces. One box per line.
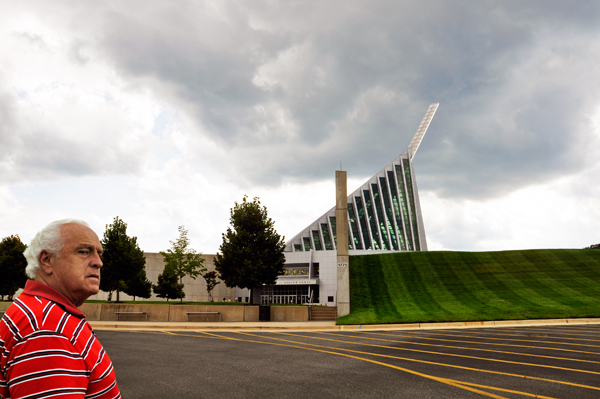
97, 324, 600, 398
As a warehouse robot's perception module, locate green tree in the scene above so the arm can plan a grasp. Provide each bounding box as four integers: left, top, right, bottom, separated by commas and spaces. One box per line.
125, 269, 153, 301
203, 271, 220, 302
153, 269, 184, 301
0, 235, 28, 301
100, 217, 150, 302
214, 196, 285, 304
160, 226, 206, 303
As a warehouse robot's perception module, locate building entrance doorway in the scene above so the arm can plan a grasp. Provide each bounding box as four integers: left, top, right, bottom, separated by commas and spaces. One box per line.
260, 285, 319, 304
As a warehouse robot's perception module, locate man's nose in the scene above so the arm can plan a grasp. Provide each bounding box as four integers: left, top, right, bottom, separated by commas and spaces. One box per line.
93, 251, 103, 268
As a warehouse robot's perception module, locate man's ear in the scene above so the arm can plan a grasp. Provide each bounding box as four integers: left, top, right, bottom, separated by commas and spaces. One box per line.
38, 250, 54, 275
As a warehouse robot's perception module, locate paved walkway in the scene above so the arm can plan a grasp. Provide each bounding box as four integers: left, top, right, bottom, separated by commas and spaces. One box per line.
90, 317, 600, 332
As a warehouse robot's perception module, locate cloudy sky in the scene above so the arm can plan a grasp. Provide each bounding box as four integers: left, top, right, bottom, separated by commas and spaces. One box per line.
1, 0, 599, 254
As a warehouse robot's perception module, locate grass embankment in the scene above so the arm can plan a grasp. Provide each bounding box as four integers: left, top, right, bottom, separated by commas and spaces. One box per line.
337, 249, 600, 325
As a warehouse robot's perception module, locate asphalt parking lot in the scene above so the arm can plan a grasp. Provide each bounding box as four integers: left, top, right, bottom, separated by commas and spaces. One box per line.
97, 324, 600, 398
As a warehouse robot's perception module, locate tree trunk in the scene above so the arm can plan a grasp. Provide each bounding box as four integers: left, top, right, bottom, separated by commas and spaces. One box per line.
116, 288, 120, 302
180, 276, 183, 303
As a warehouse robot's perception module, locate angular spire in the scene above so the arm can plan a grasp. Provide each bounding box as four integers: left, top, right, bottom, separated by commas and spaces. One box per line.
407, 102, 439, 161
285, 102, 439, 253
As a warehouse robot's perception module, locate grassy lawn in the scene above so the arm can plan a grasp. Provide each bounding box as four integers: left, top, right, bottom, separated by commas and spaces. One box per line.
337, 249, 600, 325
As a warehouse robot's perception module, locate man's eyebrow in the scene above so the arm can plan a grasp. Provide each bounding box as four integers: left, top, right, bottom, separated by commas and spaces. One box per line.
76, 244, 101, 253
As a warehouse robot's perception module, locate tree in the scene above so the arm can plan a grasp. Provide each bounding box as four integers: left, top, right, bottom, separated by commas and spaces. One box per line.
585, 243, 600, 249
125, 269, 153, 301
203, 271, 220, 302
0, 235, 28, 301
153, 269, 184, 301
100, 217, 150, 302
214, 196, 286, 304
160, 226, 206, 303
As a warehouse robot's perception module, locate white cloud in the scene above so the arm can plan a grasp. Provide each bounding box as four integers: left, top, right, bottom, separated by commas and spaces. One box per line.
422, 163, 600, 251
1, 0, 600, 255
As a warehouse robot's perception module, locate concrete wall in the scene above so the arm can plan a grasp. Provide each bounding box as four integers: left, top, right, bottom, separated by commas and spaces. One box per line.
88, 253, 238, 303
78, 303, 309, 322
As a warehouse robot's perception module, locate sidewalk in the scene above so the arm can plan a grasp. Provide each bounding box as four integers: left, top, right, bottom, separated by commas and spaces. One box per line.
90, 317, 600, 332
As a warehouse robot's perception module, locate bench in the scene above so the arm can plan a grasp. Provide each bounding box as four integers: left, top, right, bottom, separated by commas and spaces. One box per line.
114, 311, 147, 321
186, 311, 221, 322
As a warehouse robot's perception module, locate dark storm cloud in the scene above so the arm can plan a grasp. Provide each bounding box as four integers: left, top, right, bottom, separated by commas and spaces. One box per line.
90, 1, 600, 197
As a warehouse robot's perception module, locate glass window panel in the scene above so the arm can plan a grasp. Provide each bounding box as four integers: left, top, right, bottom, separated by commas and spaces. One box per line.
403, 158, 421, 251
312, 230, 323, 251
395, 164, 414, 251
321, 223, 333, 250
303, 236, 312, 251
371, 183, 390, 250
387, 171, 406, 250
355, 197, 371, 249
379, 177, 398, 250
347, 203, 362, 250
363, 190, 381, 250
282, 265, 310, 276
329, 216, 337, 248
294, 244, 303, 252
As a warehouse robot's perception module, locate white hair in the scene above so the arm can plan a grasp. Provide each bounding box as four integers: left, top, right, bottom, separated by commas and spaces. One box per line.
24, 219, 90, 279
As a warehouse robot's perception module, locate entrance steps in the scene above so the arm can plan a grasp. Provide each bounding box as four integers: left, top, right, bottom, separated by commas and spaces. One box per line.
310, 306, 337, 321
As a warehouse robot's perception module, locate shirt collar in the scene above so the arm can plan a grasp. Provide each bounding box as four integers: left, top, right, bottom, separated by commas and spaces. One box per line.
23, 280, 86, 318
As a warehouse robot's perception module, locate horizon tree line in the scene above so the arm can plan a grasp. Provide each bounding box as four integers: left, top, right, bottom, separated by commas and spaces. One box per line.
1, 197, 287, 304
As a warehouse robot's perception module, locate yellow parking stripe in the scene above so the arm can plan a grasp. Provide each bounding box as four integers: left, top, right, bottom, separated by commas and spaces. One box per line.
219, 332, 540, 399
360, 331, 600, 356
124, 330, 600, 394
272, 331, 600, 376
250, 331, 600, 391
497, 326, 600, 339
330, 331, 600, 364
426, 329, 600, 344
400, 330, 600, 350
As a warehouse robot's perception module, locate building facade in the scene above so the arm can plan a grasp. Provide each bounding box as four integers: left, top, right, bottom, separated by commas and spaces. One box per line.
89, 103, 438, 306
258, 103, 439, 306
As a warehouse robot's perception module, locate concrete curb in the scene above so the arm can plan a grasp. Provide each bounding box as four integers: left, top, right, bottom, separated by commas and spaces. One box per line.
90, 317, 600, 332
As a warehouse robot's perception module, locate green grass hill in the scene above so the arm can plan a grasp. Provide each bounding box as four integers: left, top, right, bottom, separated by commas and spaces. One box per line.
336, 249, 600, 325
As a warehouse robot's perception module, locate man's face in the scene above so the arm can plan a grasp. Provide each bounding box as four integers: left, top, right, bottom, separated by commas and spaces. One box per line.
47, 223, 103, 307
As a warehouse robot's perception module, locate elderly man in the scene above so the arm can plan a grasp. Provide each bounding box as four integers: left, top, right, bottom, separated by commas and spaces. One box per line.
0, 219, 121, 398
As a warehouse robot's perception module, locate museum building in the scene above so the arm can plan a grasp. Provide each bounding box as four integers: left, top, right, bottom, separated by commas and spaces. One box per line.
88, 103, 438, 305
251, 103, 439, 306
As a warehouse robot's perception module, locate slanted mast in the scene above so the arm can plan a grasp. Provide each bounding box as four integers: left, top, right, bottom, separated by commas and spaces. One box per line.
285, 103, 438, 253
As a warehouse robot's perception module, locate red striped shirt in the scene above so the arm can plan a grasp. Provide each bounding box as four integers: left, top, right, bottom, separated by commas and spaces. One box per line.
0, 281, 121, 399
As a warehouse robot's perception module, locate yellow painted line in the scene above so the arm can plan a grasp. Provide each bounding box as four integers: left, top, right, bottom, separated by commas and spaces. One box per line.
498, 326, 600, 339
432, 329, 600, 343
247, 331, 600, 391
236, 332, 571, 397
455, 380, 557, 399
123, 330, 600, 393
217, 332, 521, 399
360, 330, 600, 356
281, 331, 600, 376
332, 331, 600, 364
399, 330, 600, 350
